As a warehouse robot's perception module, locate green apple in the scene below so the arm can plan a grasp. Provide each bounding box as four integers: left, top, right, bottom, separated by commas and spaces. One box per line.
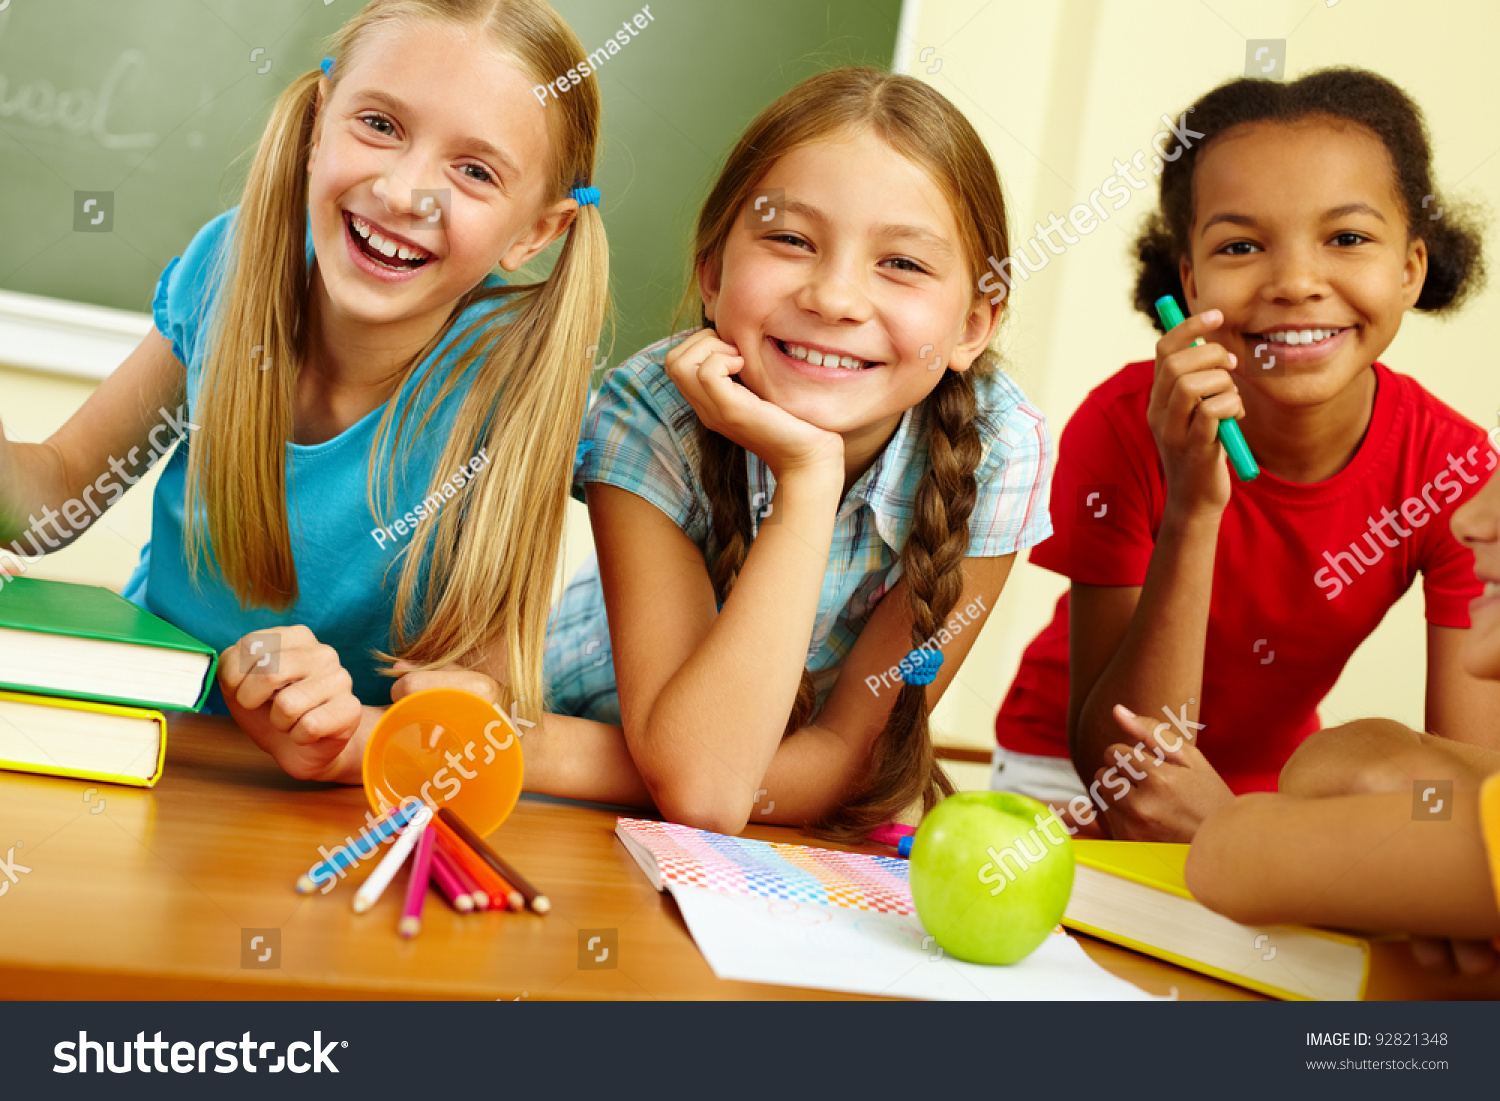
908, 791, 1075, 965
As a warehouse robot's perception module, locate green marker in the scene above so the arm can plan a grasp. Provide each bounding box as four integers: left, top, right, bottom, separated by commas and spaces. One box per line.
1154, 295, 1259, 482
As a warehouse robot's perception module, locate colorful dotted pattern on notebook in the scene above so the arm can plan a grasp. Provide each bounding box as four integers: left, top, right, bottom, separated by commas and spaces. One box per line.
617, 817, 914, 914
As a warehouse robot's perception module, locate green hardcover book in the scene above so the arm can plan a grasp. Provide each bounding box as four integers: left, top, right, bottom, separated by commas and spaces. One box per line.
0, 576, 217, 711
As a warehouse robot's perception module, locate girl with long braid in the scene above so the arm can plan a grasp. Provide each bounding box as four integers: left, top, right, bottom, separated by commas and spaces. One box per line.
538, 68, 1052, 837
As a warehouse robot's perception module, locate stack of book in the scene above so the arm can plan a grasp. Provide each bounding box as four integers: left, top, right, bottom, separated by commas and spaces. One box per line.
0, 575, 217, 788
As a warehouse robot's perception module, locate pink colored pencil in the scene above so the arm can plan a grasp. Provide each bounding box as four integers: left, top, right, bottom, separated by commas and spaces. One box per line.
399, 825, 437, 938
428, 845, 474, 913
434, 844, 488, 910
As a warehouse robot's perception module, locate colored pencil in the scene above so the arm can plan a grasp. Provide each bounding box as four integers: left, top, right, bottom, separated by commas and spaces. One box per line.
297, 798, 425, 893
434, 819, 522, 911
352, 804, 432, 913
399, 825, 438, 937
438, 808, 550, 914
434, 844, 487, 910
428, 844, 474, 913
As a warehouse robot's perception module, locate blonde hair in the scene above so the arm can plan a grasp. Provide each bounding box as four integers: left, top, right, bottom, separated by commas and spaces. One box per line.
185, 0, 607, 722
676, 68, 1011, 839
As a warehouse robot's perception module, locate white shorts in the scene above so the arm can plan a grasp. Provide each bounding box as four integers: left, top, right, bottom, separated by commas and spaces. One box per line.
989, 744, 1088, 805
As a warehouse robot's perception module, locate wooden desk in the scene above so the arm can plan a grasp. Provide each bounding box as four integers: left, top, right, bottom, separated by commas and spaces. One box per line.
0, 714, 1260, 1000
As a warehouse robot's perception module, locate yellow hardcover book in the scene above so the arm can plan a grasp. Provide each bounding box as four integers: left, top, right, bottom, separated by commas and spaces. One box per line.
0, 688, 167, 788
1482, 775, 1500, 917
1062, 839, 1500, 1001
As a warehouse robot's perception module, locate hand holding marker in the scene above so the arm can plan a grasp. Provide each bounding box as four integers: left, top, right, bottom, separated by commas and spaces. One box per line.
1154, 296, 1259, 482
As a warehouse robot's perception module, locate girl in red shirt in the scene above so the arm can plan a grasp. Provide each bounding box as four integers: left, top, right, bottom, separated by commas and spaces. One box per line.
993, 67, 1500, 841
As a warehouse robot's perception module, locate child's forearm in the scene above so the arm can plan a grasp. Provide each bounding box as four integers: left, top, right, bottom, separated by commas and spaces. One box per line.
517, 712, 864, 827
1072, 506, 1221, 776
0, 440, 73, 546
731, 721, 874, 830
634, 466, 842, 825
2, 327, 185, 547
521, 712, 654, 808
320, 705, 656, 807
1186, 789, 1500, 939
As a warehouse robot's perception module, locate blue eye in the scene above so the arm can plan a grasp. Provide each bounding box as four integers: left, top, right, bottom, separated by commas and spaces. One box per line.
462, 164, 494, 185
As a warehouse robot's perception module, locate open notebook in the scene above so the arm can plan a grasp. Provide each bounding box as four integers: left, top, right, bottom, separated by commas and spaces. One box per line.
615, 818, 1153, 1001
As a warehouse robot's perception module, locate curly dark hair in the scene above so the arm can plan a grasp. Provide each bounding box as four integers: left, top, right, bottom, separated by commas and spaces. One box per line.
1133, 67, 1486, 329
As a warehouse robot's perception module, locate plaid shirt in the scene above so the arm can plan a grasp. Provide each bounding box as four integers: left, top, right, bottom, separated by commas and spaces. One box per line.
543, 333, 1053, 723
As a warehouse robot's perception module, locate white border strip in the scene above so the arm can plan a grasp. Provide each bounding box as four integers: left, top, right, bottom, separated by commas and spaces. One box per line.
0, 289, 151, 382
892, 0, 923, 75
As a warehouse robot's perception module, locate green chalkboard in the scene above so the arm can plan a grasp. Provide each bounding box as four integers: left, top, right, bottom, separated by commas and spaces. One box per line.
0, 0, 899, 366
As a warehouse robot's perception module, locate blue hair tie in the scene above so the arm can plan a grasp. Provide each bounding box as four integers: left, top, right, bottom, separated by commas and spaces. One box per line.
320, 57, 335, 78
900, 648, 944, 687
570, 185, 601, 208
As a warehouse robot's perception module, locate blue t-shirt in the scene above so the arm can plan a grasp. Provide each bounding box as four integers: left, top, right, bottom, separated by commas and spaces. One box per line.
122, 209, 513, 711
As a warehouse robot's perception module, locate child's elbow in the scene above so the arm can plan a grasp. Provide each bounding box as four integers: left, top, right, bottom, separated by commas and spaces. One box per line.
650, 781, 751, 836
1184, 799, 1276, 924
1281, 720, 1422, 796
660, 798, 750, 837
1183, 840, 1241, 919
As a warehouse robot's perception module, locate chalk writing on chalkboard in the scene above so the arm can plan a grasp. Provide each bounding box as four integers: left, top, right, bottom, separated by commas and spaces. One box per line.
0, 19, 156, 151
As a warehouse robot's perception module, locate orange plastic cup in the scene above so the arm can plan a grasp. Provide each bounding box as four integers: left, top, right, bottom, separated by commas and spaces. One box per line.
362, 688, 524, 836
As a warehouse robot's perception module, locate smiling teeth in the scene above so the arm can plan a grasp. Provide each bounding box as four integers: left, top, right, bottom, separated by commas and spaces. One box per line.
1261, 328, 1341, 345
780, 340, 869, 370
349, 214, 430, 262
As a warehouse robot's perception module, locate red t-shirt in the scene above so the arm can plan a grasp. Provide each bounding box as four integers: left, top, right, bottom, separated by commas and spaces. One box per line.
996, 360, 1491, 793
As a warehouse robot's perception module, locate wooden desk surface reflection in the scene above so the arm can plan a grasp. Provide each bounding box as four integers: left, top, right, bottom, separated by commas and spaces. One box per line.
0, 714, 1261, 1001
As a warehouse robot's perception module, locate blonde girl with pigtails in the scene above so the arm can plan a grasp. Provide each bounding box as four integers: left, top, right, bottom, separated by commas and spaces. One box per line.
0, 0, 608, 782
